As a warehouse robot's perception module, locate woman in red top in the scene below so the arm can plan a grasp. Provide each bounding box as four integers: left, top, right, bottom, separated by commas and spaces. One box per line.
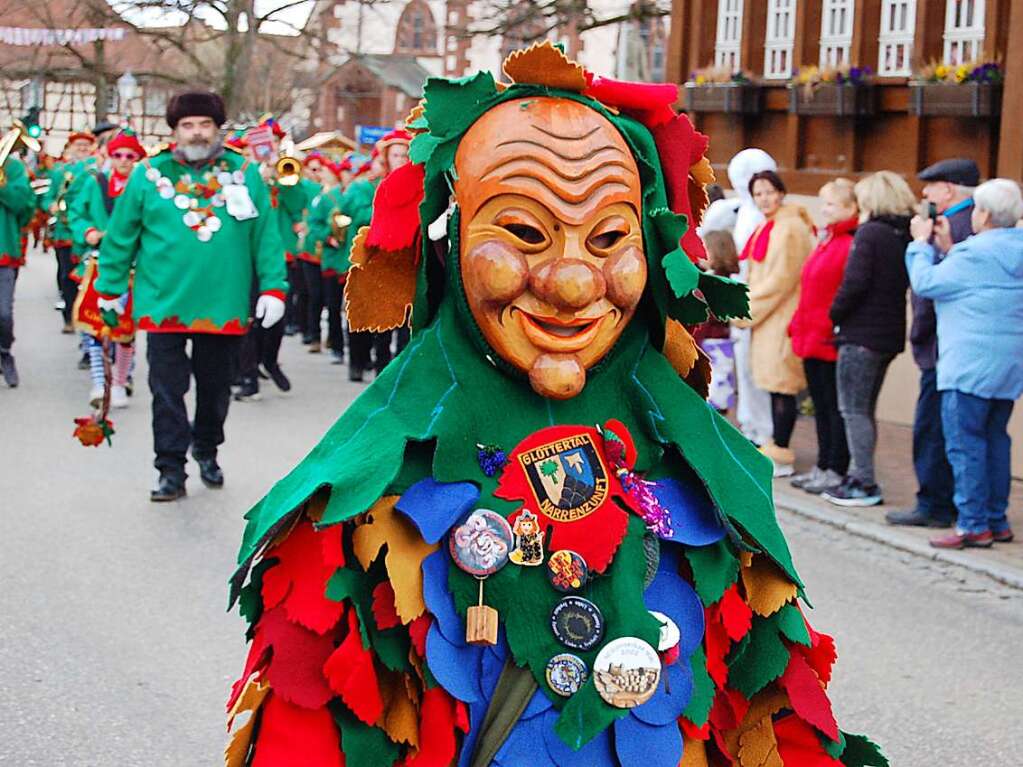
788, 178, 858, 494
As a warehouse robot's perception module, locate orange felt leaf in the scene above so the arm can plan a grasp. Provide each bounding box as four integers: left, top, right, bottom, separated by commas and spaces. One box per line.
689, 154, 716, 228
721, 687, 788, 760
741, 555, 797, 618
502, 40, 588, 91
737, 715, 784, 767
344, 228, 418, 332
378, 670, 420, 748
663, 319, 699, 377
225, 676, 271, 767
352, 496, 438, 624
679, 733, 710, 767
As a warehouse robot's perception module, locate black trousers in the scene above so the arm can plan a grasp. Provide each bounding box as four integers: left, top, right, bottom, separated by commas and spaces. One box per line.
147, 333, 241, 482
804, 358, 850, 474
300, 260, 324, 344
56, 247, 77, 323
324, 276, 345, 354
237, 320, 284, 379
349, 331, 392, 374
285, 261, 307, 336
770, 393, 797, 449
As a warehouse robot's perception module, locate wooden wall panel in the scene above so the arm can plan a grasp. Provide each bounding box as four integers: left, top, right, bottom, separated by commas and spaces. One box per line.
858, 114, 919, 174
922, 117, 996, 176
801, 118, 854, 170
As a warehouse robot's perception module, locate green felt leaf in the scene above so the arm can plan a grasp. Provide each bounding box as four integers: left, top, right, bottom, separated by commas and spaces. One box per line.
652, 210, 699, 301
326, 568, 373, 646
684, 539, 739, 605
422, 71, 498, 138
682, 646, 714, 726
554, 680, 629, 751
776, 604, 811, 647
332, 702, 401, 766
327, 565, 411, 673
821, 730, 846, 759
839, 732, 889, 767
698, 272, 750, 321
409, 132, 442, 166
727, 614, 790, 698
238, 557, 276, 628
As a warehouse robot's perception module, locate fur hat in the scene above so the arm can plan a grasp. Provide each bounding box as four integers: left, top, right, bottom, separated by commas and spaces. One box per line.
166, 90, 226, 128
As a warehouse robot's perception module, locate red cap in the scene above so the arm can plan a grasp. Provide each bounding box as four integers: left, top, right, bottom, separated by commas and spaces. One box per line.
377, 128, 412, 147
303, 152, 325, 167
66, 131, 96, 146
225, 132, 248, 150
260, 117, 286, 138
106, 130, 145, 158
323, 161, 345, 180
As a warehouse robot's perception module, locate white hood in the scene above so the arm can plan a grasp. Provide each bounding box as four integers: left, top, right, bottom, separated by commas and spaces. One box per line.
727, 148, 777, 252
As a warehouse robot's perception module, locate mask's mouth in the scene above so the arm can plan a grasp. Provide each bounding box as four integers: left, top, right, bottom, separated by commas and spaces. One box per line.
514, 308, 611, 353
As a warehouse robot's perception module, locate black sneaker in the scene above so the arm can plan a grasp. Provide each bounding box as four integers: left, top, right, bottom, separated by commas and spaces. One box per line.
77, 352, 90, 370
885, 508, 953, 528
194, 455, 224, 488
349, 367, 365, 382
264, 362, 291, 392
0, 351, 18, 387
151, 475, 186, 502
823, 477, 883, 507
233, 376, 261, 401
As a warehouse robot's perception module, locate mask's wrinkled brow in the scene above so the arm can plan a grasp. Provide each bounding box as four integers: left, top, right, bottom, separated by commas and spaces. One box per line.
478, 120, 639, 223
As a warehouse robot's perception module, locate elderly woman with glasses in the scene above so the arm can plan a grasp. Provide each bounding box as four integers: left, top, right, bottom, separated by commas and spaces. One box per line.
907, 178, 1023, 549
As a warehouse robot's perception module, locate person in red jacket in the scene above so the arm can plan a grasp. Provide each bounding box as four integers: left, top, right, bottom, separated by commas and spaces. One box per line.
788, 178, 858, 495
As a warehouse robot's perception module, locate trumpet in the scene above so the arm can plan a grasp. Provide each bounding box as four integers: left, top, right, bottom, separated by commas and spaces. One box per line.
275, 154, 301, 187
331, 212, 352, 241
0, 119, 42, 185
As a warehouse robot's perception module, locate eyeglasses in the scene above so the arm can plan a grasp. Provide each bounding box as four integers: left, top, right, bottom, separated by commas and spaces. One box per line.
111, 152, 139, 160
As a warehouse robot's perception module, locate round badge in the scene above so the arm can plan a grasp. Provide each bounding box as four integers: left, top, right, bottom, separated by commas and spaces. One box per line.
592, 637, 661, 709
551, 596, 604, 651
145, 167, 160, 182
206, 216, 222, 233
217, 171, 233, 186
649, 610, 681, 652
158, 186, 174, 200
449, 509, 514, 577
174, 194, 190, 210
546, 550, 588, 593
196, 226, 212, 242
545, 653, 588, 697
232, 170, 246, 184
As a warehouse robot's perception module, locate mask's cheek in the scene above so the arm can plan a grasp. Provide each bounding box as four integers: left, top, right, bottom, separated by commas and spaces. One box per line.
463, 239, 530, 304
603, 245, 647, 310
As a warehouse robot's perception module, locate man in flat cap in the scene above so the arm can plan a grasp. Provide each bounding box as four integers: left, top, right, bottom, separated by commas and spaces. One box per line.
95, 90, 288, 502
887, 157, 979, 530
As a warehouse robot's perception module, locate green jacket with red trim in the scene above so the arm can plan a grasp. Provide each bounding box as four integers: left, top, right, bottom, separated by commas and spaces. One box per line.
95, 147, 288, 334
0, 156, 35, 267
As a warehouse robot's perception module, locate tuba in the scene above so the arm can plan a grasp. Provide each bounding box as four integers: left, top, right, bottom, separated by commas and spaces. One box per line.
331, 211, 352, 242
274, 137, 301, 187
0, 120, 41, 185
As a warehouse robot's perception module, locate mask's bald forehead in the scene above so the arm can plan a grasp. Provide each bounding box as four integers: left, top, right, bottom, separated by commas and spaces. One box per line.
454, 97, 641, 225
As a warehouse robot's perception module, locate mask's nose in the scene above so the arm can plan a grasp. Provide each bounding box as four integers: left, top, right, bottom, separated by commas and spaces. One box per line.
528, 258, 607, 311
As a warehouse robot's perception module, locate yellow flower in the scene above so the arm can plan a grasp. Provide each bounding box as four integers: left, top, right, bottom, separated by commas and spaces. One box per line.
696, 75, 707, 85
955, 64, 969, 82
935, 64, 949, 80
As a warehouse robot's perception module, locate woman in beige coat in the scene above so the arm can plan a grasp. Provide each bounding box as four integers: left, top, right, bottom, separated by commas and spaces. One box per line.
740, 170, 816, 476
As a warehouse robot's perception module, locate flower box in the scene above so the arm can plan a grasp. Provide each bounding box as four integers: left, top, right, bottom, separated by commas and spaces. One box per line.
908, 82, 1002, 117
788, 84, 876, 116
683, 83, 764, 115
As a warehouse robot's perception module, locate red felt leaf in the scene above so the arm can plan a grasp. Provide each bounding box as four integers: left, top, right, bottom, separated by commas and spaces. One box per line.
651, 114, 711, 264
718, 584, 753, 642
708, 685, 749, 735
364, 161, 426, 251
228, 634, 271, 713
583, 76, 679, 127
454, 700, 470, 734
680, 718, 710, 741
801, 623, 838, 687
323, 608, 384, 725
262, 519, 346, 635
704, 606, 730, 688
408, 615, 431, 659
251, 692, 345, 767
257, 605, 337, 709
402, 687, 461, 767
773, 715, 844, 767
372, 581, 402, 630
779, 652, 839, 741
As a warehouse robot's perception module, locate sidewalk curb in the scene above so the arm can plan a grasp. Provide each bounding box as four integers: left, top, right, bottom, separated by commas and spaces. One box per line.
774, 488, 1023, 591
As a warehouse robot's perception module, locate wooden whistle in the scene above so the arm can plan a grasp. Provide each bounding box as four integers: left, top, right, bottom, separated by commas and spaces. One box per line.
466, 578, 499, 646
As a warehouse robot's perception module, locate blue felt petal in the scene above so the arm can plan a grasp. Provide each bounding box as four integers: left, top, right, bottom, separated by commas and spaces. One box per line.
519, 686, 555, 721
422, 549, 465, 646
494, 706, 557, 767
396, 478, 480, 544
425, 622, 483, 703
631, 662, 693, 726
652, 478, 726, 546
644, 568, 705, 658
613, 713, 683, 767
459, 638, 510, 767
542, 709, 616, 767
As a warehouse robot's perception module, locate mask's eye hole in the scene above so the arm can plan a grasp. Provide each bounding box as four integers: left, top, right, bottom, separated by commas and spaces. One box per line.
588, 216, 630, 255
494, 210, 550, 250
502, 223, 546, 244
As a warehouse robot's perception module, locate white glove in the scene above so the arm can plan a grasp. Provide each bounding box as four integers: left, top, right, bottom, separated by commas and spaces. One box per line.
97, 296, 125, 315
255, 294, 285, 329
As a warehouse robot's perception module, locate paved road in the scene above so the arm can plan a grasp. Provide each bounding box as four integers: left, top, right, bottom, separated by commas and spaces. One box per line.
2, 255, 1020, 766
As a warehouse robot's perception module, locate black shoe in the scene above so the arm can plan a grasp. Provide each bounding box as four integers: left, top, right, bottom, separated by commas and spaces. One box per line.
301, 335, 315, 345
194, 456, 224, 488
256, 366, 270, 381
0, 352, 18, 387
77, 352, 90, 370
151, 475, 186, 502
330, 350, 344, 365
264, 362, 291, 392
885, 508, 953, 528
349, 367, 364, 382
233, 377, 261, 401
126, 376, 134, 397
283, 323, 298, 337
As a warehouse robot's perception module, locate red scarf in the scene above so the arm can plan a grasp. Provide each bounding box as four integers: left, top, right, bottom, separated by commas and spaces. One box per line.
108, 170, 129, 198
739, 219, 774, 262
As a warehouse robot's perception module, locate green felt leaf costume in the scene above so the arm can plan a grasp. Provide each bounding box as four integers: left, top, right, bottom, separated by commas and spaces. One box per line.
0, 155, 35, 267
226, 43, 885, 767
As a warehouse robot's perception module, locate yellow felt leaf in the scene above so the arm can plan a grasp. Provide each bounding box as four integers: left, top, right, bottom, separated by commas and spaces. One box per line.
502, 40, 588, 91
737, 716, 783, 767
741, 555, 797, 618
679, 733, 709, 767
722, 687, 788, 757
378, 670, 420, 748
663, 319, 699, 378
352, 496, 438, 623
224, 677, 270, 767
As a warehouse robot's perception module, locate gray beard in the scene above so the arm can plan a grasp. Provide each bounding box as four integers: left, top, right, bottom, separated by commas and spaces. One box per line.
173, 136, 224, 165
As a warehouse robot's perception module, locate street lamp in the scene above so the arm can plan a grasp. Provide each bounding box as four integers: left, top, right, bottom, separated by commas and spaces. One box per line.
117, 71, 138, 126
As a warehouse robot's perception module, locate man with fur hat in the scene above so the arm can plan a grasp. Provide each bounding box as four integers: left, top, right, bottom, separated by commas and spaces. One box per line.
95, 90, 288, 502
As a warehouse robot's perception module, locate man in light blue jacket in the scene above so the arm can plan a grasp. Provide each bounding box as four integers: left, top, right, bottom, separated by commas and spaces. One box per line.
907, 178, 1023, 550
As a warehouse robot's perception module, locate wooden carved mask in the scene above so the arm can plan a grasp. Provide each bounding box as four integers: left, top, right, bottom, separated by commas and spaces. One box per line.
454, 97, 647, 399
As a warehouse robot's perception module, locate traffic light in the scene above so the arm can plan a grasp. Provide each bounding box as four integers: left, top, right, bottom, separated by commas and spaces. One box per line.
22, 106, 42, 139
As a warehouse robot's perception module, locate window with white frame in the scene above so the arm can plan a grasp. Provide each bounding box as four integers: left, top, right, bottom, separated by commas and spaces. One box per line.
714, 0, 744, 72
820, 0, 855, 67
943, 0, 985, 64
763, 0, 796, 79
878, 0, 916, 75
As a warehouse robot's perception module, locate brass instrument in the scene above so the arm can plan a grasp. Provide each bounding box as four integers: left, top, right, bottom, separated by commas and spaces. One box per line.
0, 119, 42, 185
331, 212, 352, 241
275, 154, 301, 186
